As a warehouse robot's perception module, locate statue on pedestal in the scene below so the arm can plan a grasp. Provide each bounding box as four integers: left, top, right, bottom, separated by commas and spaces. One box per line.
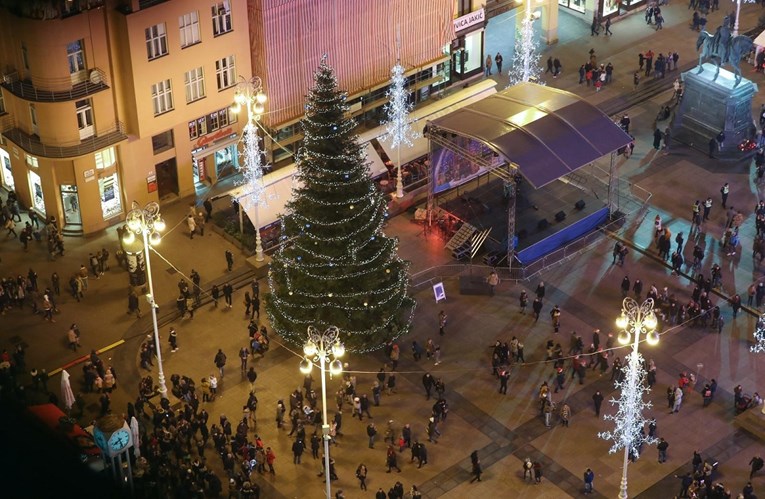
696, 16, 754, 86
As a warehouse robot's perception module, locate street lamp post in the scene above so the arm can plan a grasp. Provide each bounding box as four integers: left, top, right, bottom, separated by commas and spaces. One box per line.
300, 326, 345, 499
231, 75, 267, 262
122, 201, 168, 399
615, 297, 660, 499
732, 0, 756, 36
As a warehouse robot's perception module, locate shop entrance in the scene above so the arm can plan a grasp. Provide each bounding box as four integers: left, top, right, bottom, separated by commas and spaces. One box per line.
28, 169, 45, 215
155, 158, 179, 200
0, 148, 13, 190
214, 144, 238, 180
60, 184, 81, 225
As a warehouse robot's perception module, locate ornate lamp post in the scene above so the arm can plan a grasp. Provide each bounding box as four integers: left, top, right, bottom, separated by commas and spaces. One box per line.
122, 201, 168, 399
300, 326, 344, 499
732, 0, 755, 36
611, 297, 660, 499
231, 75, 267, 261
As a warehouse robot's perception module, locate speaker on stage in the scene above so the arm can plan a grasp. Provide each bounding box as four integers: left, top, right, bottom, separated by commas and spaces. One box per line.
537, 218, 549, 230
575, 200, 586, 210
555, 211, 566, 222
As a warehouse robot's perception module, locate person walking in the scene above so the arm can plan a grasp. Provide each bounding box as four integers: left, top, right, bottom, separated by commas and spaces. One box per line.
246, 367, 258, 392
470, 451, 482, 483
584, 468, 595, 494
265, 447, 276, 474
604, 17, 612, 35
520, 290, 528, 313
438, 310, 447, 336
292, 438, 304, 464
486, 270, 500, 296
657, 437, 669, 463
703, 197, 713, 221
484, 55, 492, 76
720, 182, 730, 208
560, 403, 571, 427
593, 390, 604, 416
223, 282, 233, 308
367, 422, 377, 449
750, 455, 764, 479
169, 327, 178, 352
214, 349, 227, 378
356, 463, 368, 490
186, 214, 196, 239
225, 249, 234, 272
532, 297, 543, 322
550, 305, 561, 333
498, 369, 509, 394
495, 52, 503, 74
386, 445, 401, 473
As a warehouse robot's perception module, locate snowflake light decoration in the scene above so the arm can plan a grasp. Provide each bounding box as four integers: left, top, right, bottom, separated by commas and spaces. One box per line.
382, 63, 418, 198
507, 15, 543, 87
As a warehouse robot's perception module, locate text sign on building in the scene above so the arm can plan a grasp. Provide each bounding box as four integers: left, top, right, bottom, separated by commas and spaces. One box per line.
453, 8, 485, 33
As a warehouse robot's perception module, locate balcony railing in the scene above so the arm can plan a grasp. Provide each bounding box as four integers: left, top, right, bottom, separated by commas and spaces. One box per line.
1, 120, 127, 159
0, 68, 109, 102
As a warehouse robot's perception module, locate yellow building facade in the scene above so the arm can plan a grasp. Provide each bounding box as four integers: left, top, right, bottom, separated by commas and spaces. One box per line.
0, 0, 251, 234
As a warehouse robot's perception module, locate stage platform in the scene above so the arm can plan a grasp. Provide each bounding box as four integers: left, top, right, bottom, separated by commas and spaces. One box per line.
437, 177, 608, 264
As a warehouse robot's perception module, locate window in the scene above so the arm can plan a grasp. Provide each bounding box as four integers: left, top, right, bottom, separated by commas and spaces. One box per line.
212, 1, 232, 36
75, 99, 94, 140
184, 67, 205, 103
188, 107, 236, 140
151, 79, 173, 116
67, 40, 85, 76
152, 130, 174, 154
21, 43, 29, 70
215, 55, 235, 90
25, 154, 39, 167
145, 23, 168, 60
179, 11, 200, 48
95, 147, 116, 169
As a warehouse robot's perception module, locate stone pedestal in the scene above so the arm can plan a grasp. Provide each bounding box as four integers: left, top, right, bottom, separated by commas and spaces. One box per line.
671, 63, 758, 154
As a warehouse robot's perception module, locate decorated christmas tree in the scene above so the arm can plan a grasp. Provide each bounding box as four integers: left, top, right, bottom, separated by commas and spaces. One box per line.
266, 57, 416, 352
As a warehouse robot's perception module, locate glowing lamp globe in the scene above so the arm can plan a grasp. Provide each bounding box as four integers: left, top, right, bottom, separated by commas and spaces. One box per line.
331, 342, 345, 358
303, 341, 317, 357
299, 358, 312, 374
153, 218, 166, 232
618, 330, 631, 345
255, 92, 267, 104
329, 359, 343, 376
646, 331, 660, 346
615, 313, 628, 330
148, 231, 161, 246
643, 312, 658, 331
122, 231, 135, 245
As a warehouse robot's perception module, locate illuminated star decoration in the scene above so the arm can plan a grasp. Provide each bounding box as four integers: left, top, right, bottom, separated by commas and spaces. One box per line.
236, 119, 266, 212
751, 315, 765, 353
507, 14, 543, 87
598, 350, 657, 458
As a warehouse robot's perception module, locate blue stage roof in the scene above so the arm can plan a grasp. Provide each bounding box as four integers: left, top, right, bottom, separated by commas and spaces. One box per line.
427, 82, 633, 188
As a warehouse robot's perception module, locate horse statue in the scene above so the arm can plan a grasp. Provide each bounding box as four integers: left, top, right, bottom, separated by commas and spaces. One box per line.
696, 26, 754, 86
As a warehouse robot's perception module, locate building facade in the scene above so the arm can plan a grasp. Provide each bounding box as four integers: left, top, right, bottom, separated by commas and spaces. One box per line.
0, 0, 251, 234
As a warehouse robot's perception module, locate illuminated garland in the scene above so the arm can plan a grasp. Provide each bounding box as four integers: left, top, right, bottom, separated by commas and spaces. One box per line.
508, 15, 543, 87
236, 121, 266, 210
598, 350, 657, 458
751, 315, 765, 353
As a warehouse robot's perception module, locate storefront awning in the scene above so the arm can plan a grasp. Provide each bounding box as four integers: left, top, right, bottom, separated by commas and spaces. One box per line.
364, 142, 388, 177
755, 29, 765, 47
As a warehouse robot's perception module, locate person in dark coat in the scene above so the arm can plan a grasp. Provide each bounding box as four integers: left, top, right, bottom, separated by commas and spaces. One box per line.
653, 128, 663, 150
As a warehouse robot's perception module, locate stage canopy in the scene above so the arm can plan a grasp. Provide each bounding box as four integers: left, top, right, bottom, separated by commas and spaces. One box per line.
426, 82, 632, 189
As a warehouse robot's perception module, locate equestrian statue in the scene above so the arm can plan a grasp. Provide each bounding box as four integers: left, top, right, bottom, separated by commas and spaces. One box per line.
696, 15, 754, 86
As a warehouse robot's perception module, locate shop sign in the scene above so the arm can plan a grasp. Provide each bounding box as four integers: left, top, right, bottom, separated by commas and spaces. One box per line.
453, 8, 485, 33
84, 168, 95, 183
147, 171, 157, 193
195, 127, 234, 149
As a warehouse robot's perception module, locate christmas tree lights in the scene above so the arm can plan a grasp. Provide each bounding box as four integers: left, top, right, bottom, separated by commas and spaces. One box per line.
382, 62, 418, 198
265, 56, 416, 352
507, 13, 543, 87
